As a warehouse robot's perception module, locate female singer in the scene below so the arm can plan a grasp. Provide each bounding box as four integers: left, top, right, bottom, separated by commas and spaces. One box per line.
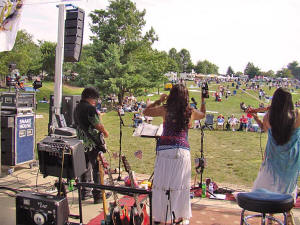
250, 87, 300, 224
144, 84, 206, 224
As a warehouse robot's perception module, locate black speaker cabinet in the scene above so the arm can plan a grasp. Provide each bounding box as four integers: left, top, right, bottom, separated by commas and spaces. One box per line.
16, 191, 69, 225
49, 95, 81, 129
37, 136, 86, 179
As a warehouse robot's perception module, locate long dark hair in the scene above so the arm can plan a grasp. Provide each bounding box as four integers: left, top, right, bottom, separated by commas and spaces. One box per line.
269, 87, 295, 145
165, 84, 192, 131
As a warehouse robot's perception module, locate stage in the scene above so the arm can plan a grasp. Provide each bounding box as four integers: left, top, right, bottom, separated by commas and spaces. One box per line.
1, 165, 300, 225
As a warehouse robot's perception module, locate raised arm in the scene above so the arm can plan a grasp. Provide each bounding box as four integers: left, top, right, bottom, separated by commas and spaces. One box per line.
191, 97, 206, 120
143, 94, 167, 118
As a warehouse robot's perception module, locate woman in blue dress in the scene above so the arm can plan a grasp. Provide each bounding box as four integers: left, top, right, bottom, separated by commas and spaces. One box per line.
250, 87, 300, 224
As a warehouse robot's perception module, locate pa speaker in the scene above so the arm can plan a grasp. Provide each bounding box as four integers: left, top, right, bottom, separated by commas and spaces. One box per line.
64, 7, 85, 62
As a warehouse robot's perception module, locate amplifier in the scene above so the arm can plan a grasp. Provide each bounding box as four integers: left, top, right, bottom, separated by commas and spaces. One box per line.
0, 92, 36, 110
16, 191, 69, 225
37, 136, 86, 179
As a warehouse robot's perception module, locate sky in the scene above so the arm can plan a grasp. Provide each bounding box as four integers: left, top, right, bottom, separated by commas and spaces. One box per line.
20, 0, 300, 74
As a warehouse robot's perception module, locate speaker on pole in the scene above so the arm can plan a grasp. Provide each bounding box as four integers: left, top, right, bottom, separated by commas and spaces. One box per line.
64, 7, 85, 62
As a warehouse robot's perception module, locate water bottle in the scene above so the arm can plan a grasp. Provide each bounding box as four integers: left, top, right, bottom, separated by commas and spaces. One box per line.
201, 183, 206, 198
209, 182, 214, 195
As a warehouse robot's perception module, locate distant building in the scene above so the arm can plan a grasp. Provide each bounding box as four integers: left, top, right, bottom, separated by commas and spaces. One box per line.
164, 72, 178, 82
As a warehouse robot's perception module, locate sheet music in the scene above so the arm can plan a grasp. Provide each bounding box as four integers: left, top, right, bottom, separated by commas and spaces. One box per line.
133, 123, 163, 137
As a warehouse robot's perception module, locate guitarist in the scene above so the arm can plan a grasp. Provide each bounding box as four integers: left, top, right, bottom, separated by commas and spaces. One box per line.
74, 87, 109, 204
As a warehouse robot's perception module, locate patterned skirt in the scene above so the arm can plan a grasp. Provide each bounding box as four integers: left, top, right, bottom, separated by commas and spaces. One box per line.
152, 148, 192, 222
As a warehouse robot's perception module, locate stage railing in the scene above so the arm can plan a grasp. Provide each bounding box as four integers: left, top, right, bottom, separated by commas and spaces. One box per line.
76, 182, 152, 224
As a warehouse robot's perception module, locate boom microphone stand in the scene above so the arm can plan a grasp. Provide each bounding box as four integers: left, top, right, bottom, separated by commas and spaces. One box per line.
117, 110, 125, 181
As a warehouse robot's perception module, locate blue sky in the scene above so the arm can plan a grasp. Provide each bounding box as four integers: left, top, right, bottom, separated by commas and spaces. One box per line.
20, 0, 300, 74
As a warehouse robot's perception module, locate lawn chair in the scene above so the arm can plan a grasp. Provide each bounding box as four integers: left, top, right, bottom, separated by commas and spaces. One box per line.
201, 114, 214, 130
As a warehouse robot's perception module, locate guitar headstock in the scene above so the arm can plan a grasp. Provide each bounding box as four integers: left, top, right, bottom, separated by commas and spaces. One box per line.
98, 152, 109, 169
121, 155, 131, 173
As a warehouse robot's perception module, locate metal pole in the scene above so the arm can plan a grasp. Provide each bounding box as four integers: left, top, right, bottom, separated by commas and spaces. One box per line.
0, 99, 2, 177
53, 4, 65, 119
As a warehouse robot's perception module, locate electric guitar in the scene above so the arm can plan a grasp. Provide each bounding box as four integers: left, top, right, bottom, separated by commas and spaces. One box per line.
121, 156, 146, 225
97, 153, 109, 223
98, 152, 123, 225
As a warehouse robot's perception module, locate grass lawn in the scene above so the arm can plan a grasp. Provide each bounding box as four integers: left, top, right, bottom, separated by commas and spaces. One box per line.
4, 80, 300, 189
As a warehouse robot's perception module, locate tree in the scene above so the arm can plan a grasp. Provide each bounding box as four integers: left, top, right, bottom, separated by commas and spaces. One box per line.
260, 70, 275, 78
194, 60, 218, 74
39, 41, 56, 80
226, 66, 234, 76
287, 61, 300, 79
244, 62, 260, 79
85, 0, 163, 103
178, 49, 193, 73
276, 68, 293, 78
0, 30, 41, 82
235, 71, 243, 76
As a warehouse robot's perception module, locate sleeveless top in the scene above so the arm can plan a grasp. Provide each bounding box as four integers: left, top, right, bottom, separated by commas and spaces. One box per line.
252, 127, 300, 195
156, 120, 190, 151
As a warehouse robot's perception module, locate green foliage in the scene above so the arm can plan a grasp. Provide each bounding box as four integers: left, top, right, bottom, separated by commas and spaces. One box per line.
244, 62, 260, 79
194, 60, 219, 74
276, 68, 293, 78
39, 41, 56, 80
287, 61, 300, 80
0, 30, 41, 80
226, 66, 234, 76
75, 0, 168, 103
260, 70, 275, 78
235, 71, 243, 76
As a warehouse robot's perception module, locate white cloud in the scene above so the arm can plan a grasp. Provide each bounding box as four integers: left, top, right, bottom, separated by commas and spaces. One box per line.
19, 0, 300, 74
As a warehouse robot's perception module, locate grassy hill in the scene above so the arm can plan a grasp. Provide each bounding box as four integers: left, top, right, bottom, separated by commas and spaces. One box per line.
4, 80, 300, 189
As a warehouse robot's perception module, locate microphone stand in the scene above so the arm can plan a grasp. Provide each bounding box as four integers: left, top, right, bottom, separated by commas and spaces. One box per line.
117, 109, 125, 181
196, 123, 216, 197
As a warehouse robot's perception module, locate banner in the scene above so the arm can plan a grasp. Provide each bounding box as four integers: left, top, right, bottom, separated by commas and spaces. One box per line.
0, 0, 25, 52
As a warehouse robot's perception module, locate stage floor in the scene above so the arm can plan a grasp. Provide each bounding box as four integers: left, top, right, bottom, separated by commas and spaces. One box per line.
0, 164, 300, 225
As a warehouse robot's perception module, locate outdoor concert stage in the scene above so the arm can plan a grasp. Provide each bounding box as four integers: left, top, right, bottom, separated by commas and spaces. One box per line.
0, 165, 300, 225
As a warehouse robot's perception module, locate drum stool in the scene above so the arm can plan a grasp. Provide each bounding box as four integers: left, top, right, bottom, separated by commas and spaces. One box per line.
236, 191, 294, 225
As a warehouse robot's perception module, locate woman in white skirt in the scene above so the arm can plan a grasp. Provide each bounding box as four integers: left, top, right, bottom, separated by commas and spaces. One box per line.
144, 84, 206, 224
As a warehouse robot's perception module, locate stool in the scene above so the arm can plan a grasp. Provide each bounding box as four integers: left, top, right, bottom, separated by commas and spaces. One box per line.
236, 191, 294, 225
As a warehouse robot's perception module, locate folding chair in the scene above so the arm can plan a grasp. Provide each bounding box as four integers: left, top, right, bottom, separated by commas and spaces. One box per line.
201, 114, 214, 130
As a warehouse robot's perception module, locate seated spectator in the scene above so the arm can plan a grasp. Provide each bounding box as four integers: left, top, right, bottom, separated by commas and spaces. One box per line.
228, 114, 238, 131
246, 112, 253, 131
216, 114, 225, 129
190, 97, 197, 109
118, 106, 125, 116
240, 102, 247, 112
259, 102, 265, 108
194, 120, 200, 129
133, 113, 143, 128
238, 115, 248, 131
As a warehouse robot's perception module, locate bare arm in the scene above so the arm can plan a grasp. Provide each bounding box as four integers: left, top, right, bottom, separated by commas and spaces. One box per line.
294, 109, 300, 128
143, 94, 167, 118
95, 123, 109, 138
251, 111, 270, 132
191, 97, 206, 120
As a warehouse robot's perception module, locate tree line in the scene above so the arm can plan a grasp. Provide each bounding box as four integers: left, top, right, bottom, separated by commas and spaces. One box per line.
0, 0, 299, 101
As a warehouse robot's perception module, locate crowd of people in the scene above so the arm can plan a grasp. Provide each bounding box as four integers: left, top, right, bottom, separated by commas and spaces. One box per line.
72, 80, 299, 224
